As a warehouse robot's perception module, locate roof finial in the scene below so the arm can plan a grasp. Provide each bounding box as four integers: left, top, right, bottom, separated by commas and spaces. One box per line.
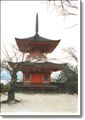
36, 13, 38, 34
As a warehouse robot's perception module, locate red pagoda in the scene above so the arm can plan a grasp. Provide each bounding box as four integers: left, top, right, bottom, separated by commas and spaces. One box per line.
8, 14, 66, 90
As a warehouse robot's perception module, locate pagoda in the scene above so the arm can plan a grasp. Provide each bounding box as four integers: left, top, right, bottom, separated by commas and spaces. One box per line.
8, 14, 66, 89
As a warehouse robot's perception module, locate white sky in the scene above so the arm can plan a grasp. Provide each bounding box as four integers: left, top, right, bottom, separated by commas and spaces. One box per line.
1, 1, 80, 64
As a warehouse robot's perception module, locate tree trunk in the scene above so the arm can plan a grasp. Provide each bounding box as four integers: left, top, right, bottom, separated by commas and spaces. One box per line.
8, 88, 15, 101
7, 70, 17, 102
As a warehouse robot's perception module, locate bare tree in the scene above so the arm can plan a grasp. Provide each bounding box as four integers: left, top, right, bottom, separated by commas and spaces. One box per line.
47, 0, 78, 15
63, 47, 78, 62
1, 44, 25, 103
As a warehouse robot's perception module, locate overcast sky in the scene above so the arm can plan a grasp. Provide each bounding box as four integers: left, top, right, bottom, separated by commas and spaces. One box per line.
1, 1, 80, 65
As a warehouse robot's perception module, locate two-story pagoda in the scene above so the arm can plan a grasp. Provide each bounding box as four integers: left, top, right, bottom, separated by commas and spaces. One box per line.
8, 14, 66, 89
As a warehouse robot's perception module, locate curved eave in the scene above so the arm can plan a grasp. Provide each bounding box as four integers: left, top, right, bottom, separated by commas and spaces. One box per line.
15, 34, 60, 42
8, 61, 67, 72
15, 35, 60, 53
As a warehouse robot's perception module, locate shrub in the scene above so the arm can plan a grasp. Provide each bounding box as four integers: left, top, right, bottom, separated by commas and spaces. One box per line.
65, 79, 78, 94
0, 83, 10, 92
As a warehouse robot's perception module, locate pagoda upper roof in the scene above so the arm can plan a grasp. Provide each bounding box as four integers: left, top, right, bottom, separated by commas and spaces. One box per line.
8, 61, 67, 72
15, 14, 61, 53
15, 34, 60, 53
15, 33, 60, 42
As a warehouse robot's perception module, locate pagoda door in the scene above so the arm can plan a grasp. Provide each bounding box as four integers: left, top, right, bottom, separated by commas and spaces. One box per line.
31, 73, 43, 83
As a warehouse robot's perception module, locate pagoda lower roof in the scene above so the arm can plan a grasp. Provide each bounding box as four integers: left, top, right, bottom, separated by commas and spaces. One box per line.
15, 34, 60, 53
8, 61, 66, 72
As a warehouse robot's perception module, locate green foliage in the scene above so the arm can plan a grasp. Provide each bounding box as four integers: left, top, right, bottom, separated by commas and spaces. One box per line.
58, 64, 78, 94
65, 79, 78, 94
58, 71, 67, 83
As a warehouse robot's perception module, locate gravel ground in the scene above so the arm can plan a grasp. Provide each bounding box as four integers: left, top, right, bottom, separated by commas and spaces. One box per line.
1, 93, 78, 115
